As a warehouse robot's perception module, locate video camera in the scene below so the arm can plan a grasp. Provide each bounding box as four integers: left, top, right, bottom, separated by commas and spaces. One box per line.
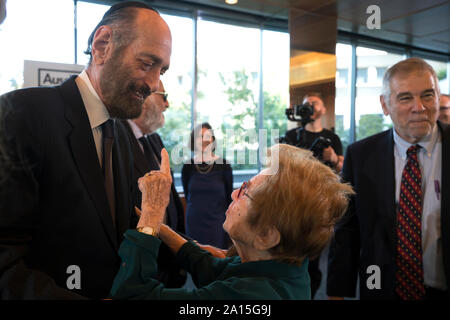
280, 102, 333, 166
285, 102, 314, 128
310, 136, 332, 160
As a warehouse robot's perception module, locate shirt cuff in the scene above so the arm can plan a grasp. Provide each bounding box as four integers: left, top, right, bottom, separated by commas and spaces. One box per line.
123, 229, 162, 253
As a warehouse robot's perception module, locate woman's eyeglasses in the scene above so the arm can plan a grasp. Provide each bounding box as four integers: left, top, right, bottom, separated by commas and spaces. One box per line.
237, 181, 254, 201
154, 91, 168, 102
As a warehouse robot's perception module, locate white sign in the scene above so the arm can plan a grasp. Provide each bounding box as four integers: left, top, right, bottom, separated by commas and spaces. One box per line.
23, 60, 85, 88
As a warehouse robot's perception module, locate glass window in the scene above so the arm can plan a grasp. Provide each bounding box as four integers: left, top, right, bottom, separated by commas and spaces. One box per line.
356, 67, 368, 84
337, 68, 348, 85
196, 19, 261, 171
156, 14, 193, 174
376, 67, 387, 81
335, 43, 352, 151
261, 29, 289, 154
0, 0, 74, 95
76, 1, 110, 67
423, 58, 448, 95
355, 46, 404, 141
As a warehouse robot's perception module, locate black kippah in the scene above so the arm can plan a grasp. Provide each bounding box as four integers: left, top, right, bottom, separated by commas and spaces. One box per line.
85, 1, 158, 56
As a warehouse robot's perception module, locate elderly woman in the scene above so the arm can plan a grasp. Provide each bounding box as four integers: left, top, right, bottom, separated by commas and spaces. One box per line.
110, 144, 353, 300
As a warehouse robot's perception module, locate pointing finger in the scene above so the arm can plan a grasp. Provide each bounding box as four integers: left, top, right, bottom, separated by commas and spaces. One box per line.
160, 148, 171, 176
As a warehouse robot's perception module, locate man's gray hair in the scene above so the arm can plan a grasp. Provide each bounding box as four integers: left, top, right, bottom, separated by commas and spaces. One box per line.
381, 57, 439, 104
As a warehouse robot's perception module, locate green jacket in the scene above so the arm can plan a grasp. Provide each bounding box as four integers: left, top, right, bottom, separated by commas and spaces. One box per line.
110, 230, 311, 300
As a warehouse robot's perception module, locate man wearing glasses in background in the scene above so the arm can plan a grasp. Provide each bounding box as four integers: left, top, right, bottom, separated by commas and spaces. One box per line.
439, 94, 450, 124
121, 80, 187, 288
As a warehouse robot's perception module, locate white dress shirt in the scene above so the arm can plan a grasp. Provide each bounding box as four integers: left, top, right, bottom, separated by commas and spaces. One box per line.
75, 70, 110, 167
393, 124, 446, 290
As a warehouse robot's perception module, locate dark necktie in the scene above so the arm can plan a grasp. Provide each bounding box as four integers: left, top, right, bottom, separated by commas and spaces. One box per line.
395, 144, 425, 300
138, 136, 160, 170
102, 119, 116, 226
147, 135, 162, 163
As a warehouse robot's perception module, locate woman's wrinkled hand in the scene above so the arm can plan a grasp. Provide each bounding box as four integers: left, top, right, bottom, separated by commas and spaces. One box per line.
137, 148, 172, 231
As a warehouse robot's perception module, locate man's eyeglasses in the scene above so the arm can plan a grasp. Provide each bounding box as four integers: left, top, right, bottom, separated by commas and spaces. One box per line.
154, 91, 168, 102
237, 181, 254, 201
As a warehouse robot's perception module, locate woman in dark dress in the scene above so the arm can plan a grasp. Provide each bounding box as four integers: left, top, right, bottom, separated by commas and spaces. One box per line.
182, 123, 233, 249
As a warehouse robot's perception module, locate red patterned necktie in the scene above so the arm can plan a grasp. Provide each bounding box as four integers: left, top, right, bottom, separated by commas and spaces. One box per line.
395, 144, 425, 300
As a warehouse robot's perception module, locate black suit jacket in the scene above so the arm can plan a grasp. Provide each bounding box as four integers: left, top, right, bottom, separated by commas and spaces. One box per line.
120, 121, 185, 232
121, 121, 186, 287
327, 122, 450, 299
0, 76, 136, 299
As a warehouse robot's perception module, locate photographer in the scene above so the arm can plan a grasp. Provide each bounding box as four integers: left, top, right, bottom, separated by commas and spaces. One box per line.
282, 92, 344, 298
283, 93, 344, 172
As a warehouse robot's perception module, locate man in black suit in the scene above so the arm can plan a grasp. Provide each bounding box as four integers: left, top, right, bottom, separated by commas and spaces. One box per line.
327, 58, 449, 300
121, 80, 186, 287
0, 2, 172, 299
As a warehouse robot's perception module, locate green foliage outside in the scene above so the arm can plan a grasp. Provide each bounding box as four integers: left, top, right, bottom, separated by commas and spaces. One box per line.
218, 69, 287, 170
357, 114, 389, 140
156, 99, 191, 172
154, 68, 287, 172
335, 113, 393, 154
159, 69, 398, 171
437, 69, 446, 81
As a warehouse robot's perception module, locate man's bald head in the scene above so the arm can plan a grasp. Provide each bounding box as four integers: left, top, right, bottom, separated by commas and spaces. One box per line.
84, 2, 159, 65
86, 2, 172, 120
